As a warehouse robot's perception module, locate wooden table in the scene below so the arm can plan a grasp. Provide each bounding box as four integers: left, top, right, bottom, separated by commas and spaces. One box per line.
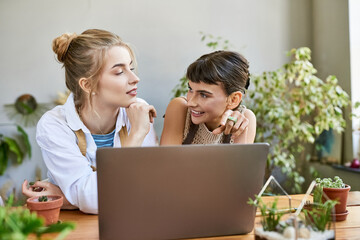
57, 192, 360, 240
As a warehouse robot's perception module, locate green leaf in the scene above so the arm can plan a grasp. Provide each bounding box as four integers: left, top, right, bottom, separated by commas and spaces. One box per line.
16, 125, 31, 158
0, 143, 9, 175
3, 137, 23, 164
354, 101, 360, 109
37, 222, 76, 235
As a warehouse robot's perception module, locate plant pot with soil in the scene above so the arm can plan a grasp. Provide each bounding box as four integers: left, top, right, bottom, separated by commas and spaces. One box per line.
27, 195, 63, 225
316, 176, 351, 221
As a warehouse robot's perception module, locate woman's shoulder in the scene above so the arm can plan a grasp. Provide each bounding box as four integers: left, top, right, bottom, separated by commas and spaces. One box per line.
36, 105, 73, 137
38, 105, 66, 126
244, 108, 256, 120
167, 97, 188, 110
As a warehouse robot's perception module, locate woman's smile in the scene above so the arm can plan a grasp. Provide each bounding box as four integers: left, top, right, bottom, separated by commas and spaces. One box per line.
190, 109, 205, 118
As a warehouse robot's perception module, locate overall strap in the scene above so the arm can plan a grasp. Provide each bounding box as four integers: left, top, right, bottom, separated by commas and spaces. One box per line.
74, 127, 128, 171
74, 130, 87, 157
119, 126, 128, 147
74, 129, 97, 171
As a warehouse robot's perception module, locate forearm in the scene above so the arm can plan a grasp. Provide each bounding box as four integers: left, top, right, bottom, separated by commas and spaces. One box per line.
124, 130, 147, 147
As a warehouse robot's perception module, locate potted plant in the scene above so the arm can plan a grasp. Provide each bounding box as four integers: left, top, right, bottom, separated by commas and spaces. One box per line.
0, 123, 31, 175
0, 195, 75, 239
248, 195, 336, 240
27, 195, 64, 225
315, 176, 351, 221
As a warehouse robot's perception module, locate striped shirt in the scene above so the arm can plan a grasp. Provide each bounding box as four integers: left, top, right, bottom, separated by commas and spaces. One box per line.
92, 129, 115, 148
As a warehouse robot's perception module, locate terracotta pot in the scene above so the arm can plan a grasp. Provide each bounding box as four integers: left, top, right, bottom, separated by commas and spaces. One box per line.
27, 195, 63, 225
322, 184, 350, 214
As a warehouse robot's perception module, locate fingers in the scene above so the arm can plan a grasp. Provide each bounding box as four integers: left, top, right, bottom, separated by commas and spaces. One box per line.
219, 110, 233, 126
224, 110, 242, 135
31, 181, 49, 188
148, 105, 157, 123
128, 102, 157, 123
231, 117, 249, 139
218, 109, 250, 138
22, 180, 29, 195
212, 125, 225, 135
22, 180, 42, 198
224, 119, 235, 135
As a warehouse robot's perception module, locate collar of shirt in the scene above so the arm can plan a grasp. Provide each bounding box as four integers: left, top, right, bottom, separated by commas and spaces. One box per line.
64, 93, 127, 135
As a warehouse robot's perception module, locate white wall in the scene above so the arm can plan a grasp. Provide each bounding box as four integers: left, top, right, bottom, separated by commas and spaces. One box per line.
349, 0, 360, 159
312, 0, 352, 163
0, 0, 323, 198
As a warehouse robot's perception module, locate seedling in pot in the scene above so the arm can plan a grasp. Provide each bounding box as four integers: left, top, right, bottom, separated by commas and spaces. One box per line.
38, 196, 48, 202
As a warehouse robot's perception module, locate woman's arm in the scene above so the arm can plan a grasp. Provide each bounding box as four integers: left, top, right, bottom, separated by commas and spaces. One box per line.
160, 97, 188, 145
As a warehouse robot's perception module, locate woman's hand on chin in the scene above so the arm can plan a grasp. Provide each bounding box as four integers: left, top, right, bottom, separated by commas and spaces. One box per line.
212, 109, 249, 136
125, 102, 157, 146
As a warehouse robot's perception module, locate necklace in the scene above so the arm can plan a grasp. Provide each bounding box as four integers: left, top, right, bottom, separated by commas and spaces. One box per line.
78, 108, 105, 135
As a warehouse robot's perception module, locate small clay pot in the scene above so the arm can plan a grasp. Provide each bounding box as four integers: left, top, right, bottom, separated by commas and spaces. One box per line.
322, 184, 351, 214
331, 210, 349, 221
27, 195, 63, 225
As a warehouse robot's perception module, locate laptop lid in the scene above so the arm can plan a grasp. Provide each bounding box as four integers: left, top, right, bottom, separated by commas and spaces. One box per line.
97, 143, 269, 240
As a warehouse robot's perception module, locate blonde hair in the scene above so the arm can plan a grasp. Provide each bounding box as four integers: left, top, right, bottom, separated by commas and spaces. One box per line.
52, 29, 135, 109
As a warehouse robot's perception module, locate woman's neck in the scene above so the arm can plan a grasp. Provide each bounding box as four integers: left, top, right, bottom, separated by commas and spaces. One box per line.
79, 104, 118, 135
204, 117, 222, 132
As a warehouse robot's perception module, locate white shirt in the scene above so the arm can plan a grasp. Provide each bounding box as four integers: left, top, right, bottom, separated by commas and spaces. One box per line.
36, 93, 158, 214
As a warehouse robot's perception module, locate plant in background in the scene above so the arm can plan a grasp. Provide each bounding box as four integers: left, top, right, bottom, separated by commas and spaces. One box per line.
245, 47, 350, 193
351, 101, 360, 128
0, 195, 75, 240
0, 124, 31, 175
171, 32, 233, 98
316, 176, 345, 189
4, 94, 49, 128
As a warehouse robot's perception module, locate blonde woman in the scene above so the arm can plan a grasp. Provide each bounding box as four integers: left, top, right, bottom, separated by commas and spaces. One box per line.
23, 29, 157, 214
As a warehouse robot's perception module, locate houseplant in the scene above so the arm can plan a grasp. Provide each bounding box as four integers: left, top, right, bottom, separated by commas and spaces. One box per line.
0, 123, 31, 175
27, 195, 64, 225
248, 195, 335, 240
245, 47, 350, 193
315, 176, 351, 221
0, 194, 75, 240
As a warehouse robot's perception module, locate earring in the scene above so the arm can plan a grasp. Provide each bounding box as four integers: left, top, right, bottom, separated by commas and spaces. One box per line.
92, 92, 96, 96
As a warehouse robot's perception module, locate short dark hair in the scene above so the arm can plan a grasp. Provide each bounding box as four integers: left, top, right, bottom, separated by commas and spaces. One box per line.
186, 50, 250, 95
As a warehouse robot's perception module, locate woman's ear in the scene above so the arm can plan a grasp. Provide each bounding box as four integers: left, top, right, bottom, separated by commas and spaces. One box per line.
78, 77, 92, 94
226, 91, 243, 110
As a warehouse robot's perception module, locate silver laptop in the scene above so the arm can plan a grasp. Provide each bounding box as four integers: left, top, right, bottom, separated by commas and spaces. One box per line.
96, 143, 269, 240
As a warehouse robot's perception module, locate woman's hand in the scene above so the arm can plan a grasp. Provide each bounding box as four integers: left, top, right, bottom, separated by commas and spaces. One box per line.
212, 109, 249, 139
125, 102, 157, 146
22, 180, 77, 209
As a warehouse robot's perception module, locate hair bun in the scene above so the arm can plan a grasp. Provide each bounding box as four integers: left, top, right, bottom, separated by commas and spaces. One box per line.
52, 33, 77, 63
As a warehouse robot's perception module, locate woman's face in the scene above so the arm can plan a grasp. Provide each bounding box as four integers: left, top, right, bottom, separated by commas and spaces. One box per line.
186, 81, 228, 131
96, 46, 139, 109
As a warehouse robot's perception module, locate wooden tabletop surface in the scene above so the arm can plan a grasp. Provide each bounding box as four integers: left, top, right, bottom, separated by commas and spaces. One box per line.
51, 192, 360, 239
